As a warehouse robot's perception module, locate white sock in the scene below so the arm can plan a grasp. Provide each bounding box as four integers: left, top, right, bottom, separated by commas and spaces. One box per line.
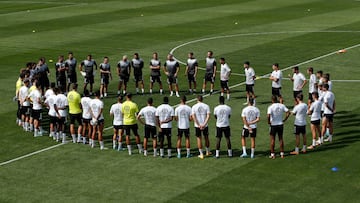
320, 136, 324, 143
113, 140, 116, 149
199, 149, 203, 156
82, 137, 87, 144
118, 142, 122, 150
227, 94, 230, 100
50, 131, 55, 138
160, 89, 163, 93
221, 92, 224, 96
177, 148, 181, 155
71, 134, 76, 143
91, 140, 95, 148
127, 145, 132, 155
302, 145, 307, 151
251, 148, 255, 156
210, 89, 213, 93
56, 132, 61, 141
24, 122, 29, 131
242, 146, 247, 154
253, 99, 256, 106
149, 89, 153, 94
228, 149, 232, 157
295, 147, 299, 152
144, 150, 147, 156
136, 88, 139, 93
202, 89, 205, 93
89, 139, 93, 145
30, 124, 34, 131
312, 139, 316, 146
77, 134, 82, 143
167, 149, 172, 157
62, 134, 66, 143
141, 88, 144, 93
34, 129, 38, 137
153, 148, 157, 157
137, 144, 143, 153
280, 152, 284, 156
186, 148, 190, 156
160, 148, 164, 156
216, 150, 219, 157
326, 128, 330, 135
206, 147, 210, 154
100, 141, 104, 149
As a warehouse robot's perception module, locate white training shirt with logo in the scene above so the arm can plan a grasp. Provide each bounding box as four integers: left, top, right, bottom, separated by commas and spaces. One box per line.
29, 89, 42, 110
56, 94, 68, 117
44, 89, 55, 99
81, 97, 92, 119
245, 67, 255, 85
214, 104, 232, 127
309, 73, 317, 93
267, 103, 289, 126
191, 102, 210, 128
175, 104, 192, 129
138, 106, 157, 127
155, 104, 174, 128
45, 94, 58, 117
292, 102, 308, 126
241, 105, 260, 129
90, 98, 104, 120
323, 91, 335, 115
110, 103, 123, 126
19, 86, 30, 107
292, 72, 306, 91
220, 63, 231, 81
271, 70, 282, 88
309, 100, 322, 121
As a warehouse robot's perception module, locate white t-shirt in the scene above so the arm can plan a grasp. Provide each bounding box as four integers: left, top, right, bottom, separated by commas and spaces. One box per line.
214, 104, 232, 127
326, 81, 333, 91
309, 74, 317, 93
245, 67, 255, 85
29, 89, 42, 110
155, 104, 174, 128
45, 94, 58, 117
292, 102, 308, 126
191, 102, 210, 128
81, 97, 92, 119
138, 106, 157, 127
19, 86, 30, 107
110, 103, 123, 126
175, 104, 192, 129
292, 72, 306, 91
267, 103, 289, 126
56, 94, 68, 117
44, 89, 55, 99
271, 70, 282, 88
220, 63, 231, 81
241, 106, 260, 129
309, 100, 322, 121
323, 91, 335, 115
90, 99, 104, 120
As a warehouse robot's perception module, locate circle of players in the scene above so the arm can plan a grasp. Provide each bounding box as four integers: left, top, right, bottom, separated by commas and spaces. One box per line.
15, 51, 335, 159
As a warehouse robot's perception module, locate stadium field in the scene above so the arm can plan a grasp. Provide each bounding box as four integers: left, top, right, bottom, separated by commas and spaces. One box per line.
0, 0, 360, 202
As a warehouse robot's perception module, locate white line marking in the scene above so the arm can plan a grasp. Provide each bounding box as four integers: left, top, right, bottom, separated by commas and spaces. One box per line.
0, 143, 64, 166
2, 31, 360, 166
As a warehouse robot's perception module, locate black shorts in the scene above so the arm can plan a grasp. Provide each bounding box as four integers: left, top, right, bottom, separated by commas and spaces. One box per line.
84, 75, 94, 84
272, 87, 281, 97
204, 73, 215, 83
308, 93, 314, 102
270, 125, 284, 138
31, 109, 42, 120
324, 114, 334, 122
20, 106, 31, 116
293, 90, 302, 99
68, 74, 77, 84
178, 128, 190, 138
69, 113, 82, 125
150, 75, 161, 83
114, 125, 124, 130
159, 128, 171, 138
134, 74, 143, 82
246, 84, 254, 93
57, 117, 66, 125
57, 77, 66, 88
242, 128, 257, 138
195, 127, 209, 137
101, 76, 109, 85
294, 125, 306, 135
167, 76, 177, 85
124, 124, 139, 136
187, 74, 196, 82
311, 119, 320, 125
220, 80, 229, 90
144, 125, 157, 138
40, 77, 50, 89
82, 118, 91, 124
119, 75, 129, 83
49, 116, 57, 125
216, 126, 231, 138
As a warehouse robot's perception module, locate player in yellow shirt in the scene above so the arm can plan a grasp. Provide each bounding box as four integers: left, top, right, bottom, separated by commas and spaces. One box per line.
15, 73, 25, 126
67, 84, 83, 143
122, 93, 143, 155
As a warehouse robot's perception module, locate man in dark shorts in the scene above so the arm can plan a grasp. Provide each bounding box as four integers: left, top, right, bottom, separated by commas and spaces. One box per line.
65, 51, 77, 92
322, 84, 335, 142
269, 63, 283, 103
55, 55, 67, 93
79, 54, 97, 95
202, 51, 216, 95
117, 55, 131, 95
289, 66, 307, 105
185, 52, 198, 94
99, 56, 112, 98
149, 52, 163, 94
163, 54, 180, 97
214, 96, 232, 158
131, 53, 145, 95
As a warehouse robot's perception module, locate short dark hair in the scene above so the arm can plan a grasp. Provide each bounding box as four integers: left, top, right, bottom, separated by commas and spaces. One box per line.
272, 95, 278, 103
323, 84, 329, 90
293, 66, 299, 71
126, 92, 132, 99
312, 92, 319, 99
273, 63, 279, 68
296, 93, 303, 101
68, 51, 73, 55
219, 96, 225, 104
208, 50, 213, 55
181, 95, 187, 103
134, 53, 139, 57
94, 90, 100, 97
317, 70, 323, 75
249, 97, 254, 105
197, 95, 203, 102
72, 83, 78, 90
84, 89, 90, 97
220, 57, 225, 61
118, 95, 123, 102
244, 61, 250, 66
163, 96, 169, 104
308, 67, 313, 73
147, 97, 153, 105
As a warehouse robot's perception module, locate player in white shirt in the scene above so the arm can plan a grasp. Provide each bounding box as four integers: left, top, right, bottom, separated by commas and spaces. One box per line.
19, 79, 31, 131
90, 91, 106, 150
307, 92, 322, 149
56, 89, 68, 142
28, 83, 43, 137
155, 96, 174, 158
267, 96, 290, 159
290, 94, 308, 155
240, 98, 260, 158
219, 58, 231, 100
174, 96, 192, 158
323, 73, 332, 91
137, 97, 157, 156
289, 66, 307, 105
322, 84, 335, 142
269, 63, 283, 103
44, 82, 55, 100
80, 90, 92, 144
45, 88, 59, 141
214, 96, 232, 158
244, 61, 256, 105
191, 95, 211, 159
307, 67, 317, 106
110, 95, 124, 150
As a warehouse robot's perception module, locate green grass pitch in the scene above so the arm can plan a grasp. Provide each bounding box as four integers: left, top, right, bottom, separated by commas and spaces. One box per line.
1, 0, 360, 202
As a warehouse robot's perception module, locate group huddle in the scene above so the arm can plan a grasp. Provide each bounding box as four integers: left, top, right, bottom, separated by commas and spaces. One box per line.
15, 50, 335, 159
